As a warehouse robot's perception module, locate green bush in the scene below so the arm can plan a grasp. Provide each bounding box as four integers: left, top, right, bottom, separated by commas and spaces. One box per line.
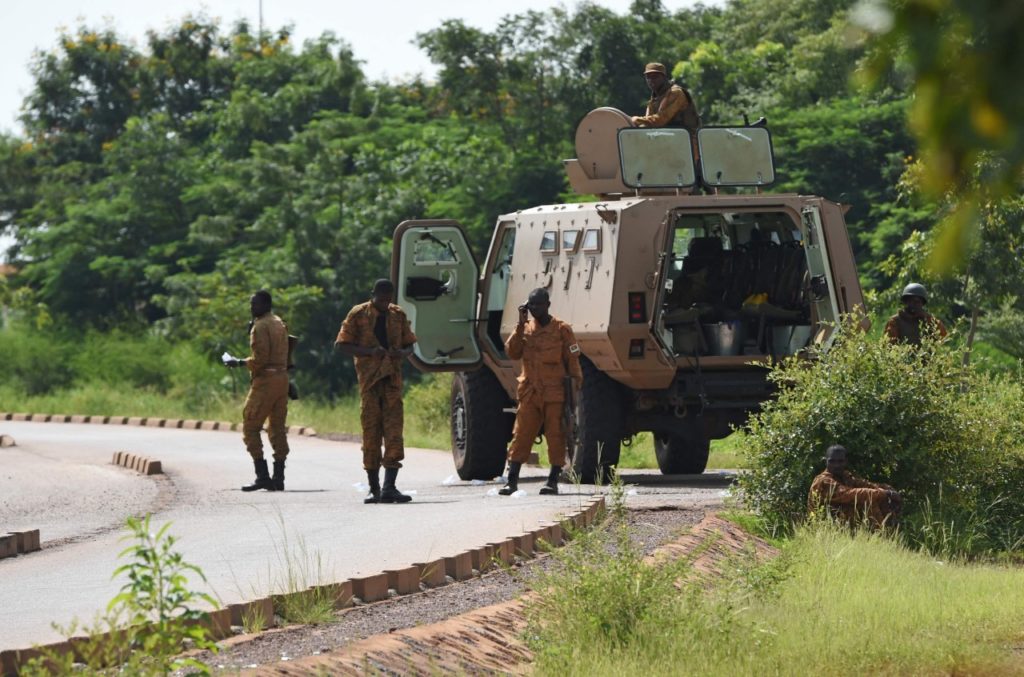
70, 331, 173, 390
404, 372, 453, 449
738, 320, 1024, 556
0, 327, 74, 395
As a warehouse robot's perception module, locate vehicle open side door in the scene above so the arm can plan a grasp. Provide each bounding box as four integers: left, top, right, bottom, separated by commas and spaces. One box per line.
391, 220, 483, 372
802, 206, 842, 348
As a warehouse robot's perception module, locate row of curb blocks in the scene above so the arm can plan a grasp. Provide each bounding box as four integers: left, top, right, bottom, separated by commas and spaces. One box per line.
111, 452, 163, 476
0, 497, 606, 675
0, 530, 40, 560
0, 413, 316, 437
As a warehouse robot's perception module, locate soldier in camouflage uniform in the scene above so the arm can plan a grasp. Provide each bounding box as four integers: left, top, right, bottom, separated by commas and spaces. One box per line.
631, 62, 701, 131
335, 279, 417, 504
884, 282, 948, 346
808, 445, 902, 528
499, 288, 583, 496
225, 290, 291, 491
631, 62, 702, 169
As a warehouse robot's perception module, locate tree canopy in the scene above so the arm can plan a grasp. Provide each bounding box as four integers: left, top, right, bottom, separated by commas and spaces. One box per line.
1, 1, 1022, 395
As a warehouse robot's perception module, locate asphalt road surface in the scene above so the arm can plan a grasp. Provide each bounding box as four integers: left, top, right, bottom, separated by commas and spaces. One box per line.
0, 421, 732, 651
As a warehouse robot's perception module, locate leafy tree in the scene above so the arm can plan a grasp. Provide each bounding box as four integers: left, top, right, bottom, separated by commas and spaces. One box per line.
855, 0, 1024, 271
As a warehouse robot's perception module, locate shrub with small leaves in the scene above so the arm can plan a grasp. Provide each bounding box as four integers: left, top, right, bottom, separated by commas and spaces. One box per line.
739, 319, 1024, 556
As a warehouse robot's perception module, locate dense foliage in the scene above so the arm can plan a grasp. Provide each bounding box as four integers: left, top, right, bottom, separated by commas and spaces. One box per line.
0, 0, 925, 395
739, 324, 1024, 557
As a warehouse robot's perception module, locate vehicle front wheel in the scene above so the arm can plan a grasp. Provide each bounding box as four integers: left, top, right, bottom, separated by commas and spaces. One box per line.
571, 356, 625, 484
654, 431, 710, 475
451, 369, 513, 480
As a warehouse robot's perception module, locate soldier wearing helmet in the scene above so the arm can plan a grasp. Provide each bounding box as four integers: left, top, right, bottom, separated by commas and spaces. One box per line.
884, 282, 948, 346
631, 62, 701, 132
499, 288, 583, 496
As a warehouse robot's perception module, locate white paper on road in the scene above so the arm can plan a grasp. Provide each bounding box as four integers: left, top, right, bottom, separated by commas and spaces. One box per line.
442, 475, 489, 486
485, 487, 526, 498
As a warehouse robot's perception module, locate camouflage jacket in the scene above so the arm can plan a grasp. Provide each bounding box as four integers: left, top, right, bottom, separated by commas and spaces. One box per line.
635, 83, 699, 130
336, 301, 417, 392
807, 469, 892, 521
884, 309, 948, 346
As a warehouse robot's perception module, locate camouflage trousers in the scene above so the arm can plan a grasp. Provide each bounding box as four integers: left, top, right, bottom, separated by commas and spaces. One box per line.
242, 372, 290, 462
507, 392, 566, 467
360, 378, 405, 471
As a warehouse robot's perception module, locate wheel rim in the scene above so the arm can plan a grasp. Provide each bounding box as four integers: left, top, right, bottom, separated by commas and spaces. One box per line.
451, 391, 467, 466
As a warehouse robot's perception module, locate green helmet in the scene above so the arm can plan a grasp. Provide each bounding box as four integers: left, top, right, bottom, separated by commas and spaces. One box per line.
900, 282, 928, 303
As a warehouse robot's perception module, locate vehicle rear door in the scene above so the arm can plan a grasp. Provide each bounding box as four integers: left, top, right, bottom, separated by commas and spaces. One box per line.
391, 220, 483, 371
801, 206, 842, 348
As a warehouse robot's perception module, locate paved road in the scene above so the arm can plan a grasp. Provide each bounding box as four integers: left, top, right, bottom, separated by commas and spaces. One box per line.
0, 421, 730, 651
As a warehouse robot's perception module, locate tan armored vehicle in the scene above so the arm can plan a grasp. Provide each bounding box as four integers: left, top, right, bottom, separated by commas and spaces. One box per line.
391, 108, 865, 482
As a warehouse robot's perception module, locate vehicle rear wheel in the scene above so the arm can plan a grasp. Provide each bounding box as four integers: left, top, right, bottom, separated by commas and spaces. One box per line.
451, 369, 513, 480
571, 356, 625, 484
654, 431, 710, 474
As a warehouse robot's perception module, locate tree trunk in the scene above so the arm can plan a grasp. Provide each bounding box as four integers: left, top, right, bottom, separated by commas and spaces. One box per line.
962, 306, 980, 369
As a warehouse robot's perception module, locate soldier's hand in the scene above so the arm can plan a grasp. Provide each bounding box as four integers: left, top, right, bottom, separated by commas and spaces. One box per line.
518, 305, 529, 326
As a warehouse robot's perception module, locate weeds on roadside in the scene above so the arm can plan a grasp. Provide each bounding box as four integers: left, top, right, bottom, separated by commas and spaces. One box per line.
22, 515, 218, 676
524, 474, 703, 671
265, 512, 336, 625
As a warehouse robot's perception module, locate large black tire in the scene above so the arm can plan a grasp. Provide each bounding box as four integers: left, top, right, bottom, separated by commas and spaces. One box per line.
451, 369, 513, 480
571, 356, 625, 484
654, 430, 710, 474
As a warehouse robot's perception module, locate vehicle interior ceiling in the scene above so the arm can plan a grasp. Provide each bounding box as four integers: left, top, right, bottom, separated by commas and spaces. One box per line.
661, 211, 813, 358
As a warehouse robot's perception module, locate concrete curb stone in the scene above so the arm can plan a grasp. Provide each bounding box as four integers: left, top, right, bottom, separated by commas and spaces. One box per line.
413, 560, 447, 588
385, 566, 420, 595
443, 552, 474, 581
350, 573, 389, 603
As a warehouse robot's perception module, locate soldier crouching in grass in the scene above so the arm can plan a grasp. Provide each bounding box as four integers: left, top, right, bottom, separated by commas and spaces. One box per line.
224, 290, 291, 491
808, 444, 902, 529
499, 287, 583, 497
335, 279, 417, 504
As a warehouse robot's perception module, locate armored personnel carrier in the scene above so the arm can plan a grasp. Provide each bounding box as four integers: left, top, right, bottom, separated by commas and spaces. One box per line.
391, 107, 865, 482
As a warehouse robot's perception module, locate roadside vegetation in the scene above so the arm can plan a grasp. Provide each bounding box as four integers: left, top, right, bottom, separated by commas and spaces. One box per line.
22, 516, 217, 676
528, 497, 1024, 676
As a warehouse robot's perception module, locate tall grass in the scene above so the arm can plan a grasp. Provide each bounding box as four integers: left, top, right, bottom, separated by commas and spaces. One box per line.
528, 514, 1024, 676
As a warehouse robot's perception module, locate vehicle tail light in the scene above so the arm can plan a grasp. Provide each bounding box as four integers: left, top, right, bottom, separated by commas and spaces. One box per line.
628, 292, 647, 323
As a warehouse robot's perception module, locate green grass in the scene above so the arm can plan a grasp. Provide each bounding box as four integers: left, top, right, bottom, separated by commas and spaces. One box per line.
528, 516, 1024, 676
0, 370, 750, 468
618, 430, 750, 470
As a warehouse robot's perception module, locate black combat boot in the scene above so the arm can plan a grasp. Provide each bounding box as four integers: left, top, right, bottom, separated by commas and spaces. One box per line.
272, 460, 286, 491
364, 469, 381, 504
380, 467, 412, 503
539, 465, 561, 495
242, 459, 274, 492
498, 462, 522, 496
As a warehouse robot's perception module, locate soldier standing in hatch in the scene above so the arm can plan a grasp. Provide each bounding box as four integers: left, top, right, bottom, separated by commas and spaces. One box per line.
225, 290, 291, 492
631, 62, 701, 131
499, 288, 583, 496
335, 279, 417, 504
631, 62, 702, 169
884, 282, 948, 346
